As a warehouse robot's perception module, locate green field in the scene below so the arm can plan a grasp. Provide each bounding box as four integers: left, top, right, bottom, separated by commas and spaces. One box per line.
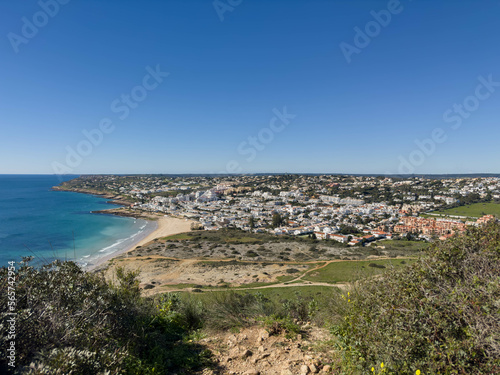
428, 202, 500, 218
245, 285, 340, 301
377, 240, 429, 253
302, 258, 415, 284
187, 285, 339, 302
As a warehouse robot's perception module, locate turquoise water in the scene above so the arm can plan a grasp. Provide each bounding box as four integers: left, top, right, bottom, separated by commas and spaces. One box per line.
0, 175, 155, 267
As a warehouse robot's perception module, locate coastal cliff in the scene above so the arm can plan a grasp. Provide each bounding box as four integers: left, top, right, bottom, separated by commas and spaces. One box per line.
52, 185, 132, 205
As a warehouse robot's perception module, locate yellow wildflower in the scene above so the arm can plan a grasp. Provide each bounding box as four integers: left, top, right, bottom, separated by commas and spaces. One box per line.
381, 362, 384, 369
371, 367, 375, 372
416, 371, 421, 375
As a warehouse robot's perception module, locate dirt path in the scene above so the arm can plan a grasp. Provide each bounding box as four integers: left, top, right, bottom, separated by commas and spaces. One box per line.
109, 254, 407, 295
156, 258, 349, 293
224, 281, 347, 291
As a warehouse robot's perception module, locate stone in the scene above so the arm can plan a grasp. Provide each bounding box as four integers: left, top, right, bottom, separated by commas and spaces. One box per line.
309, 364, 318, 373
300, 364, 310, 374
321, 365, 332, 373
243, 370, 259, 375
241, 349, 253, 359
281, 370, 293, 375
228, 347, 239, 358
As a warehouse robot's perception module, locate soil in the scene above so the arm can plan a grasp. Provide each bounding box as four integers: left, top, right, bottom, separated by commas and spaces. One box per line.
198, 325, 336, 375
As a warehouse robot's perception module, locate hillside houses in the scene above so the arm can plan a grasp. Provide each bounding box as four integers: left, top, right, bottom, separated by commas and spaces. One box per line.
68, 174, 500, 245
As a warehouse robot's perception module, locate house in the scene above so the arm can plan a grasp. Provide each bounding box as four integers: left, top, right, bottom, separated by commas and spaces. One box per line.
329, 233, 348, 243
348, 238, 362, 246
314, 231, 327, 240
477, 215, 495, 225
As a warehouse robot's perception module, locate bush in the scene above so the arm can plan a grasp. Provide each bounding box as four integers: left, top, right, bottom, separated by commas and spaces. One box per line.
245, 250, 258, 257
331, 223, 500, 374
202, 291, 272, 330
262, 315, 300, 339
281, 291, 319, 322
368, 263, 386, 269
0, 259, 213, 374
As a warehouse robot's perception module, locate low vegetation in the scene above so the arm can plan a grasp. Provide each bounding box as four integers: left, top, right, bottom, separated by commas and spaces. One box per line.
331, 222, 500, 374
302, 258, 415, 284
2, 223, 499, 374
0, 260, 214, 374
428, 201, 500, 218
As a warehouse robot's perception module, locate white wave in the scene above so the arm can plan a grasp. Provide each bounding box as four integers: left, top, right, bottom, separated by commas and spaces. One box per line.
79, 221, 155, 266
99, 238, 127, 252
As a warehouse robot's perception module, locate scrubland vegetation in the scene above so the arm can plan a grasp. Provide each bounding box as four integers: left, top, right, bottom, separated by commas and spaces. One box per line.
331, 222, 500, 374
2, 223, 499, 374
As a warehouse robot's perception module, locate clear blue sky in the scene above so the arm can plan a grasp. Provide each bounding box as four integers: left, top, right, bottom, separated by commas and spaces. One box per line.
1, 0, 499, 175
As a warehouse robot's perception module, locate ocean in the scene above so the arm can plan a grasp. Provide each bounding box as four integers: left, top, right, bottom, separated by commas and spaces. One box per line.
0, 175, 156, 268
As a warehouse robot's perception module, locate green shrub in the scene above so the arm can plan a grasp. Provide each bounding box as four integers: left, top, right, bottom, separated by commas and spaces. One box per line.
202, 291, 267, 330
261, 315, 300, 339
245, 250, 258, 257
331, 223, 500, 374
368, 263, 386, 269
0, 259, 213, 374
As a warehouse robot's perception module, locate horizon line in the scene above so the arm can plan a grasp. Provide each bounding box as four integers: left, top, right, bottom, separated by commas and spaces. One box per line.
2, 172, 500, 177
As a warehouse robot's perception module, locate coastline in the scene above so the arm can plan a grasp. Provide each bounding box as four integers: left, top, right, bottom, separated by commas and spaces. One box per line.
87, 215, 195, 271
51, 183, 196, 271
83, 218, 158, 270
52, 185, 133, 206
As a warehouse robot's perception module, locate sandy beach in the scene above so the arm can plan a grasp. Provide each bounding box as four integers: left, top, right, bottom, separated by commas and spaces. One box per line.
133, 216, 194, 248
88, 215, 195, 270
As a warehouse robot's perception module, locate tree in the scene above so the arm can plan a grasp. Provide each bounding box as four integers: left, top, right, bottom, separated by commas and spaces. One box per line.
272, 212, 284, 228
248, 216, 255, 229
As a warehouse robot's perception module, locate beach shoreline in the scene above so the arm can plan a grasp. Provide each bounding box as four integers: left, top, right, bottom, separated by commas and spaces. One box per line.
87, 215, 195, 271
51, 183, 197, 271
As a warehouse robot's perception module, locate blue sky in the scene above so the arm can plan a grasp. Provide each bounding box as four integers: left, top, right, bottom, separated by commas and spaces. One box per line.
1, 0, 499, 175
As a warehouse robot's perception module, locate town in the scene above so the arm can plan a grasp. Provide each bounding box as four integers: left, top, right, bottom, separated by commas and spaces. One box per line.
58, 174, 500, 246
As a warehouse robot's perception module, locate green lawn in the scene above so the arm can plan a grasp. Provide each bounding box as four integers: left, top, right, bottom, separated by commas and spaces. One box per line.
302, 258, 415, 284
428, 202, 500, 218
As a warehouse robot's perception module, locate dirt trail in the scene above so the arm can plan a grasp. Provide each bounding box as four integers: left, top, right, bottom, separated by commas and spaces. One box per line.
107, 254, 406, 295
